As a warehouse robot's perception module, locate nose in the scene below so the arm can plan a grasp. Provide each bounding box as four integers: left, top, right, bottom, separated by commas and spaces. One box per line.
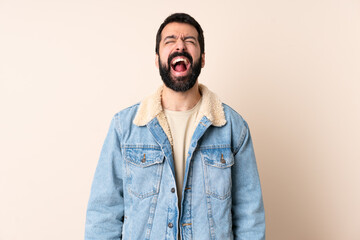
175, 39, 186, 52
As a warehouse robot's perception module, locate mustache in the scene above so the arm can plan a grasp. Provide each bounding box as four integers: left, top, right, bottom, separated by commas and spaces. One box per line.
167, 52, 193, 66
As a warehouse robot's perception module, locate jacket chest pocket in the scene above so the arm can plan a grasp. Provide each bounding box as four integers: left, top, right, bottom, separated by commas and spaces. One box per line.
124, 147, 165, 199
200, 148, 234, 200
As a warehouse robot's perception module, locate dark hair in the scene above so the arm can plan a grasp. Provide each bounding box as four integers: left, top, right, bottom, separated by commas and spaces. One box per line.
155, 13, 204, 55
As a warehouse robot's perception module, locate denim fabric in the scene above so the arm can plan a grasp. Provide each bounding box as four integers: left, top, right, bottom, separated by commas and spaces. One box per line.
85, 103, 265, 240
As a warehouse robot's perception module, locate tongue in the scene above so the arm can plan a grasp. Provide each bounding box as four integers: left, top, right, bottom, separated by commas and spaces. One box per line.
175, 62, 186, 72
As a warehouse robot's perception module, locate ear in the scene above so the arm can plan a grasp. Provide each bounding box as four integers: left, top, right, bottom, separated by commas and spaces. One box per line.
155, 54, 159, 68
201, 53, 205, 68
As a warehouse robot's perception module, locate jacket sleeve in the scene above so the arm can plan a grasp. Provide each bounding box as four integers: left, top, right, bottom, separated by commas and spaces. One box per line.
85, 115, 124, 240
231, 122, 265, 239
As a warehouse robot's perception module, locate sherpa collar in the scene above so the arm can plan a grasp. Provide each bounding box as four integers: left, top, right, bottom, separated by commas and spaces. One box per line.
133, 84, 226, 127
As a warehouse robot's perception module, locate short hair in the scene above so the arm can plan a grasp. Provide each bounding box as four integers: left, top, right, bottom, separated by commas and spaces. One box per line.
155, 13, 205, 55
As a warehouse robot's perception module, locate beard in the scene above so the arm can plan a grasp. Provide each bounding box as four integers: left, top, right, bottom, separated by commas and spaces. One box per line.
158, 52, 202, 92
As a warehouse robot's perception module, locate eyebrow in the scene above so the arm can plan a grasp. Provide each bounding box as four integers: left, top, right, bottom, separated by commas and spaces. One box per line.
184, 36, 196, 41
163, 35, 177, 41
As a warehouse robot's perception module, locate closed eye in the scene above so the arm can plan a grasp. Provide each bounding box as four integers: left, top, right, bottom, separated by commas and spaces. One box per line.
184, 36, 197, 44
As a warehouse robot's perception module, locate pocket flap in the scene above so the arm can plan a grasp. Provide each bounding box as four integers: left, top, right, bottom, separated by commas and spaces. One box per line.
125, 148, 164, 167
201, 148, 234, 168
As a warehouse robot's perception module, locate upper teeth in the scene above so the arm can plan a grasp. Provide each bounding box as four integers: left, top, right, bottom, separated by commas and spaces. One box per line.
172, 58, 188, 65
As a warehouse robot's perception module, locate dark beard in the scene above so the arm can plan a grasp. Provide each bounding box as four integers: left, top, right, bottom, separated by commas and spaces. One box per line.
158, 52, 202, 92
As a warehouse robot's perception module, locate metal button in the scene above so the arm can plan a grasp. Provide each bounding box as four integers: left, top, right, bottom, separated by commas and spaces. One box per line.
171, 188, 175, 193
168, 222, 173, 228
220, 154, 226, 163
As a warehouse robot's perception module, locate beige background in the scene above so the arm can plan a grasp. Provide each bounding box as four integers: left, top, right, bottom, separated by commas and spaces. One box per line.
1, 0, 359, 239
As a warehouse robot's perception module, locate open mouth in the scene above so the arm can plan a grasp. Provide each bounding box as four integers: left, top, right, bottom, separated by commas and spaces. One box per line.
170, 57, 190, 73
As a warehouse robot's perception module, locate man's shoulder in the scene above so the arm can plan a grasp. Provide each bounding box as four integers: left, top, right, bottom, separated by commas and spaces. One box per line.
221, 103, 248, 128
112, 103, 140, 123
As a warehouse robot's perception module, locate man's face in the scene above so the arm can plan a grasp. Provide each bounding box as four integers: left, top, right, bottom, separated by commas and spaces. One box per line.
156, 22, 205, 92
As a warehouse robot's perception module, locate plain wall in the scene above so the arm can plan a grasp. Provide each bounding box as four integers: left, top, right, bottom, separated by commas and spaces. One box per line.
1, 0, 359, 239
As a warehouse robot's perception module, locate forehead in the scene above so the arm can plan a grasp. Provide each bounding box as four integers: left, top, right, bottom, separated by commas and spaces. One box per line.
161, 22, 199, 40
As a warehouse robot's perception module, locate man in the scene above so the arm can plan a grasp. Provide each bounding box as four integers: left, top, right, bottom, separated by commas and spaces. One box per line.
85, 13, 265, 240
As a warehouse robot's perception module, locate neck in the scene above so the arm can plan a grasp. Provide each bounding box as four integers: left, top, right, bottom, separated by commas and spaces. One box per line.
162, 82, 201, 111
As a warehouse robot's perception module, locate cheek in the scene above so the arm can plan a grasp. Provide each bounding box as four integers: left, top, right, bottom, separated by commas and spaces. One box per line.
161, 50, 171, 60
159, 45, 171, 56
189, 48, 201, 60
160, 52, 171, 65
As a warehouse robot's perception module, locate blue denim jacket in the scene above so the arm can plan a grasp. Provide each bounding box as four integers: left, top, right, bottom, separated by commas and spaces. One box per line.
85, 84, 265, 240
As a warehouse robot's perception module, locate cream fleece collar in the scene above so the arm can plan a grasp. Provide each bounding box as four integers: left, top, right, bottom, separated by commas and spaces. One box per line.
133, 84, 226, 126
133, 84, 226, 144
